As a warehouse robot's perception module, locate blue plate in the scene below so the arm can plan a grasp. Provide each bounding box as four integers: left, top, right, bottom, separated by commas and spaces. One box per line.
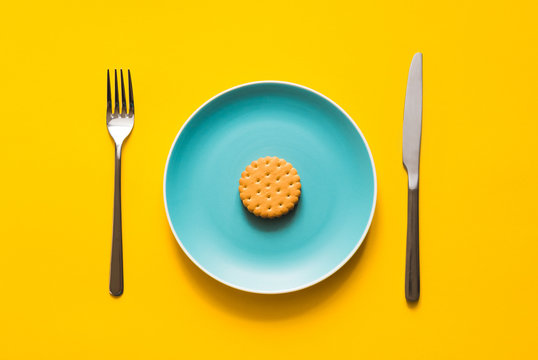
164, 81, 376, 293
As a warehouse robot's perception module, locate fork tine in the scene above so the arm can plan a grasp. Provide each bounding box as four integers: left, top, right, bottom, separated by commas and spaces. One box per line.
114, 70, 119, 115
107, 70, 112, 114
120, 69, 127, 115
128, 70, 134, 115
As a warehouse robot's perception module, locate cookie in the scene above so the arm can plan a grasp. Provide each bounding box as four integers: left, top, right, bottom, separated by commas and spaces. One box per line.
239, 156, 301, 218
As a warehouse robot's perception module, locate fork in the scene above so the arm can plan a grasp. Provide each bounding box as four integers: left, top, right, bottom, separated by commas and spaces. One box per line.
106, 69, 134, 296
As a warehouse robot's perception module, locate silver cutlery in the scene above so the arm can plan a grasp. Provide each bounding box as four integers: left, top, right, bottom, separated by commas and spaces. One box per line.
402, 53, 422, 302
106, 69, 134, 296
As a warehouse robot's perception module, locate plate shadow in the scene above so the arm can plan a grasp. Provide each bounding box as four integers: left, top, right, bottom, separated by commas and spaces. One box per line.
170, 211, 378, 321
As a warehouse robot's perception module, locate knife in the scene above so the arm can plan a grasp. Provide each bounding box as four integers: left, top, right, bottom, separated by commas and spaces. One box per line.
403, 52, 423, 302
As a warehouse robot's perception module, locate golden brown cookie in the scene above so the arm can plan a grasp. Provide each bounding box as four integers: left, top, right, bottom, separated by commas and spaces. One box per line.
239, 156, 301, 218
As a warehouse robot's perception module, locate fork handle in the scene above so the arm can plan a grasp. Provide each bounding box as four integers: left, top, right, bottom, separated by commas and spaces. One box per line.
405, 187, 419, 302
110, 144, 124, 296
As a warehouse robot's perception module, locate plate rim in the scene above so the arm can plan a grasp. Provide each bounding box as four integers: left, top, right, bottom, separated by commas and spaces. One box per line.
163, 80, 377, 294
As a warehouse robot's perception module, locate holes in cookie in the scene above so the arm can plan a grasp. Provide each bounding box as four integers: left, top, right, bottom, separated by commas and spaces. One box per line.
266, 183, 271, 188
266, 160, 270, 165
276, 188, 281, 193
276, 176, 280, 182
287, 193, 291, 198
256, 204, 260, 208
286, 171, 290, 175
279, 203, 283, 207
267, 195, 271, 200
256, 178, 260, 184
257, 190, 261, 194
265, 171, 270, 177
289, 182, 294, 186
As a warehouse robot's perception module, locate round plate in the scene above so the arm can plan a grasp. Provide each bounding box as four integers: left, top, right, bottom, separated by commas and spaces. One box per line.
164, 81, 376, 294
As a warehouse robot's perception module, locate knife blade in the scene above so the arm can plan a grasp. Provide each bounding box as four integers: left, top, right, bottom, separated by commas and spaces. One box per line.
403, 52, 422, 302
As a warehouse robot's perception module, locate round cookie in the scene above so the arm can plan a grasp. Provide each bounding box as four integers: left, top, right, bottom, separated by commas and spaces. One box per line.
239, 156, 301, 218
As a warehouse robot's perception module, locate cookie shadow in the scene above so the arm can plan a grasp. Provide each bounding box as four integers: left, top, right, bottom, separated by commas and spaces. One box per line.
241, 196, 300, 232
170, 212, 378, 321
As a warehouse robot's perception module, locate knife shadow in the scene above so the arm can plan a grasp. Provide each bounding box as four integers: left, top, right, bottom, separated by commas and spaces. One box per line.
169, 209, 378, 321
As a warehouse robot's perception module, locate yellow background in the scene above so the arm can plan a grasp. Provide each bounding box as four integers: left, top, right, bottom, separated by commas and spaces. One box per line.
0, 0, 537, 358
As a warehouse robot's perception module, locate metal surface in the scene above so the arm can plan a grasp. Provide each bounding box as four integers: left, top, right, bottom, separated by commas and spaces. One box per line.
106, 69, 134, 296
402, 53, 422, 302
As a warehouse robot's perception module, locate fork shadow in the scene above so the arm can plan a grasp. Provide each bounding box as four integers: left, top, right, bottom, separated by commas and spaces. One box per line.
170, 214, 378, 321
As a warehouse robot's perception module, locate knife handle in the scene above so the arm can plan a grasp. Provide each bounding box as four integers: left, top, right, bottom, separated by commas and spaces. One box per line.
405, 187, 420, 302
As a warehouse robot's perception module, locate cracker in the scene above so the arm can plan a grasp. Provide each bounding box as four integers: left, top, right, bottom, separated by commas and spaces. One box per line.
239, 156, 301, 218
